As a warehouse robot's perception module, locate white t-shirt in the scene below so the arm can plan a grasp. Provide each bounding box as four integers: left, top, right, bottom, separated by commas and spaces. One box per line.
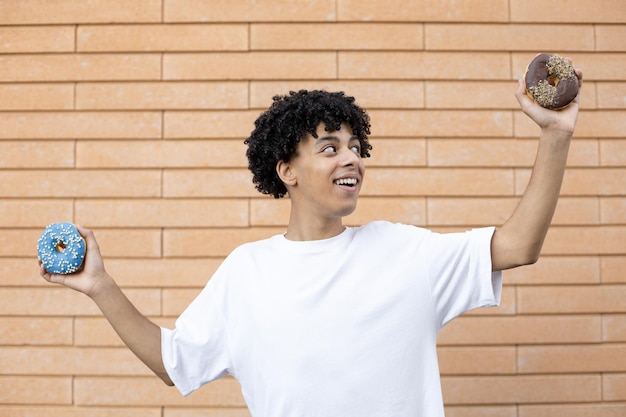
161, 221, 502, 417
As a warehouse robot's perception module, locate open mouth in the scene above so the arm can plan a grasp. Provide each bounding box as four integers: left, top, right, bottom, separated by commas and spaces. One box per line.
334, 178, 359, 187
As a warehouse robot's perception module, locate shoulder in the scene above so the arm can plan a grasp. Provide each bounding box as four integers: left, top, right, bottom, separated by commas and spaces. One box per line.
355, 220, 431, 244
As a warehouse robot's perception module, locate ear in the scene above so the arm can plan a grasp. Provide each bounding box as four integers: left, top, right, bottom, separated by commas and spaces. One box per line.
276, 160, 297, 186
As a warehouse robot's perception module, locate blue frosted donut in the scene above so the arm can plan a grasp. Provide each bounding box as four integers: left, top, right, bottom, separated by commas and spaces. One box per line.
37, 222, 86, 274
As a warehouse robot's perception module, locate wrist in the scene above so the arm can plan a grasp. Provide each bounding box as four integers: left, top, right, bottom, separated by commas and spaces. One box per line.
88, 272, 117, 301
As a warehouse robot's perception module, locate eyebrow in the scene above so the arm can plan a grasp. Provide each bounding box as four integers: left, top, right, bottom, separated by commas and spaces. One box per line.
315, 135, 359, 145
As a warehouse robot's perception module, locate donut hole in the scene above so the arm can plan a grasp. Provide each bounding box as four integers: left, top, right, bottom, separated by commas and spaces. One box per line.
548, 75, 559, 87
55, 241, 67, 253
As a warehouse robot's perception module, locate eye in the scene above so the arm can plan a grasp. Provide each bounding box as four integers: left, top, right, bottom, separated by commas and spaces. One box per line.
322, 145, 336, 153
350, 144, 361, 154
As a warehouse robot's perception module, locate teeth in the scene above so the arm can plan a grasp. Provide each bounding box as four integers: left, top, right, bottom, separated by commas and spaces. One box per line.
335, 178, 358, 186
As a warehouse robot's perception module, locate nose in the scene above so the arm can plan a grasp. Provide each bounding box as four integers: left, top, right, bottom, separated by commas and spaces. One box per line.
340, 146, 360, 167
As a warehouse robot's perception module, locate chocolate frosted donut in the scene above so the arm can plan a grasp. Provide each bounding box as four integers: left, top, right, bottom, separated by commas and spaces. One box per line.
525, 54, 579, 110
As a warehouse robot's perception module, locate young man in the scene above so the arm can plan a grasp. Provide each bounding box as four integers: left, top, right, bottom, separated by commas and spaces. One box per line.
40, 67, 582, 416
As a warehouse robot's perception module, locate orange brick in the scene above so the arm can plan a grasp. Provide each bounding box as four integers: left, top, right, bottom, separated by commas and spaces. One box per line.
596, 25, 626, 51
603, 374, 626, 401
0, 54, 161, 82
75, 199, 249, 228
1, 139, 74, 168
250, 81, 425, 109
164, 0, 335, 22
519, 403, 626, 417
0, 0, 161, 24
442, 374, 601, 404
369, 110, 512, 137
518, 344, 626, 373
162, 169, 256, 198
0, 376, 71, 405
163, 227, 283, 257
93, 229, 162, 258
463, 286, 517, 316
164, 110, 256, 139
78, 24, 248, 52
0, 26, 74, 53
553, 225, 622, 255
0, 84, 74, 111
362, 168, 514, 197
0, 199, 73, 227
426, 197, 517, 226
445, 406, 516, 417
251, 23, 422, 50
0, 406, 161, 417
162, 288, 203, 317
503, 256, 601, 285
75, 376, 245, 407
250, 196, 427, 227
428, 139, 535, 167
0, 170, 161, 198
426, 81, 517, 109
511, 0, 626, 23
601, 256, 626, 283
513, 53, 626, 82
338, 0, 509, 22
517, 284, 626, 314
339, 52, 510, 80
438, 346, 516, 375
551, 197, 600, 225
346, 197, 426, 226
0, 258, 46, 286
514, 110, 626, 138
542, 226, 626, 256
104, 258, 221, 287
600, 140, 626, 165
0, 317, 72, 345
425, 24, 594, 52
516, 168, 626, 196
597, 83, 626, 109
164, 52, 336, 80
165, 408, 252, 417
249, 196, 292, 227
0, 112, 161, 139
0, 346, 152, 376
602, 261, 626, 289
603, 314, 626, 342
76, 82, 248, 110
367, 138, 426, 167
568, 139, 601, 166
0, 288, 160, 316
76, 140, 248, 168
0, 228, 45, 257
601, 198, 626, 224
438, 315, 601, 345
76, 317, 175, 348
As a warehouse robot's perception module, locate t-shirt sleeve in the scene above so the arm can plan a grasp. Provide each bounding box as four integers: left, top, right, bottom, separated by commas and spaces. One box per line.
161, 276, 232, 396
425, 226, 502, 329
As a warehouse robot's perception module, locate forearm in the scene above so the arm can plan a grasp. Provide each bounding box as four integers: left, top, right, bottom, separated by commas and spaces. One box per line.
492, 128, 571, 270
91, 275, 174, 385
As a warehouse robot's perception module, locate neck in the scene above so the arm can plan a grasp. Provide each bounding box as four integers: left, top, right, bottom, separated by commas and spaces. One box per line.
284, 211, 345, 241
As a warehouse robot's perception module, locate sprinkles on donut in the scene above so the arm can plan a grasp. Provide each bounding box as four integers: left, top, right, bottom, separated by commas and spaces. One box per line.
37, 222, 86, 274
524, 53, 579, 110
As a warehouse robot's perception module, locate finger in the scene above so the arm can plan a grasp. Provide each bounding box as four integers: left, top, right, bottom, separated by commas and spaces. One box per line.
75, 224, 99, 252
515, 78, 533, 107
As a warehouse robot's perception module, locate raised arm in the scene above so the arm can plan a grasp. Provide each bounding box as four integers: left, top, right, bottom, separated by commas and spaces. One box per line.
39, 225, 173, 386
490, 64, 582, 271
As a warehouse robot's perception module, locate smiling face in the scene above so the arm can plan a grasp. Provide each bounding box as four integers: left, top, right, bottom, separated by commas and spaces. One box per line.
277, 123, 365, 235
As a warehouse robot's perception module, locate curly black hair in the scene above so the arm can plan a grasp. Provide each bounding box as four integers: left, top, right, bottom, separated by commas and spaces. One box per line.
244, 90, 372, 198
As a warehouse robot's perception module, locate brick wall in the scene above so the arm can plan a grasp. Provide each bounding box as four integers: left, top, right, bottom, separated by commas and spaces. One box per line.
1, 0, 625, 416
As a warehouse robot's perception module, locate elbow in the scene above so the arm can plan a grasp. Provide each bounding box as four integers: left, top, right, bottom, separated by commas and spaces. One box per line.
518, 245, 542, 267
